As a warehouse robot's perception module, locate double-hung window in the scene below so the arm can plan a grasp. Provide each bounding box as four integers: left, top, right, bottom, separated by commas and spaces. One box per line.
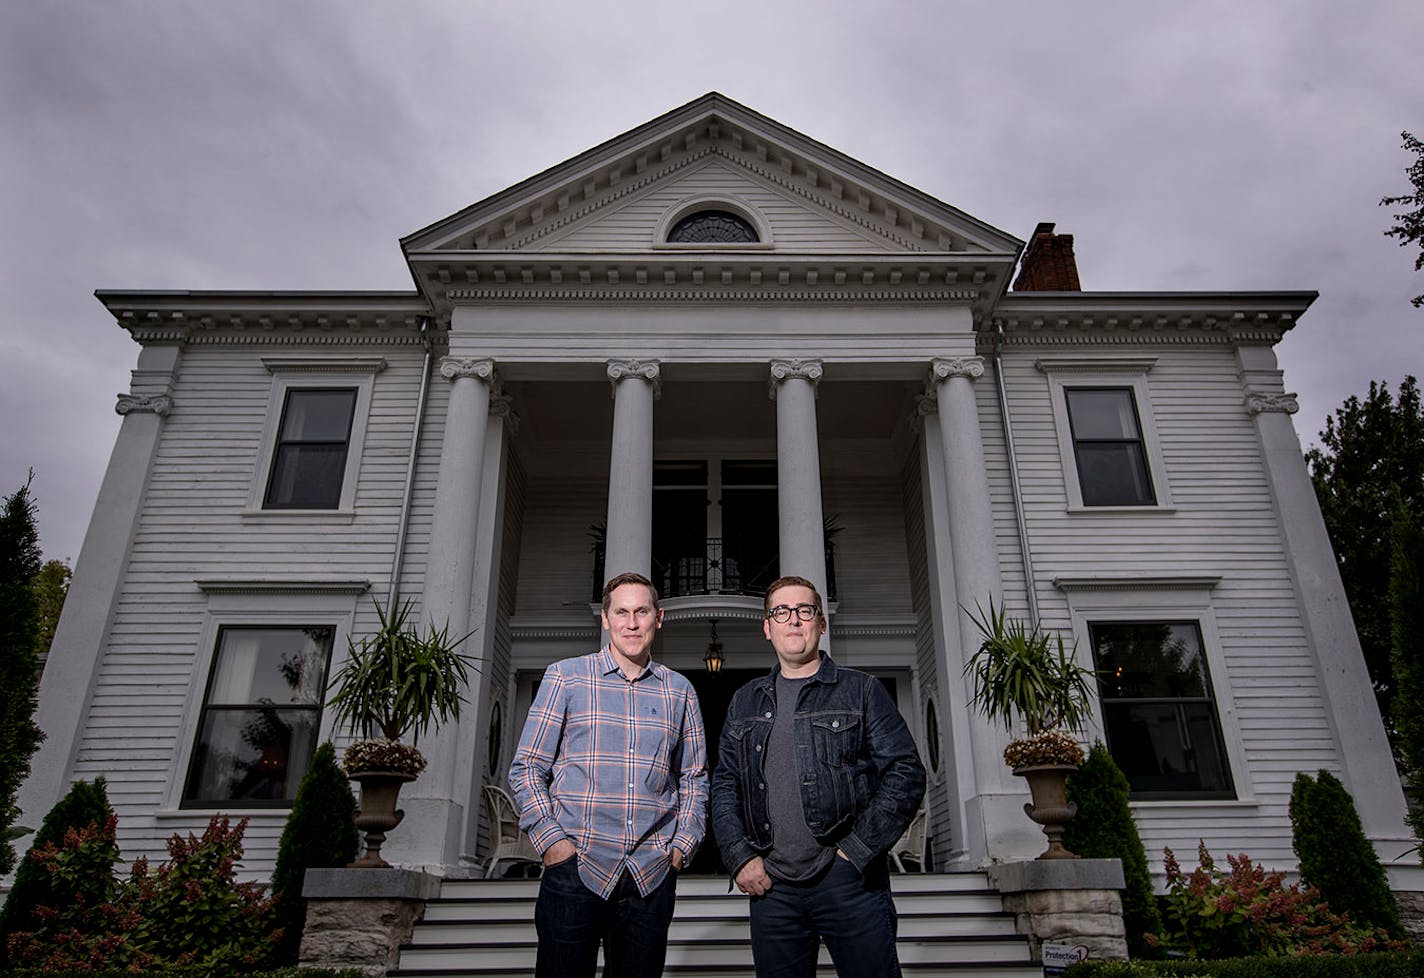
1064, 387, 1154, 506
182, 625, 334, 807
1037, 357, 1172, 511
1090, 620, 1234, 799
264, 389, 357, 509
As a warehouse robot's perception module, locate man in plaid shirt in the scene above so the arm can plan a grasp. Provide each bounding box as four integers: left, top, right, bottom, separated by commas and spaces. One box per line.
510, 571, 708, 978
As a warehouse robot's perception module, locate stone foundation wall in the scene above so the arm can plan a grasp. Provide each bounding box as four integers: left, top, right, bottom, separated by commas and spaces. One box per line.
1395, 890, 1424, 944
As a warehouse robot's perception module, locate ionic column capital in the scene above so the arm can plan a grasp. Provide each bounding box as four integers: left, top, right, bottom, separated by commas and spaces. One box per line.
909, 392, 938, 432
439, 357, 495, 382
489, 392, 520, 434
931, 356, 985, 382
115, 393, 172, 417
1245, 391, 1299, 416
768, 358, 823, 399
607, 359, 661, 398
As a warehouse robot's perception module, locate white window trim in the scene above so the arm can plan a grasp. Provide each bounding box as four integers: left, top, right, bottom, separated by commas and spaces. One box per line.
1036, 356, 1174, 513
243, 356, 386, 517
1055, 575, 1253, 806
160, 577, 369, 814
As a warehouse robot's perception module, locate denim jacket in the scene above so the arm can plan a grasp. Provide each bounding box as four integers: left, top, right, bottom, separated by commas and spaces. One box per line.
710, 653, 926, 876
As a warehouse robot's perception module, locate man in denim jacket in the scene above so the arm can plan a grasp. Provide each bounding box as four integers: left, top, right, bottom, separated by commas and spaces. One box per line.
710, 575, 926, 977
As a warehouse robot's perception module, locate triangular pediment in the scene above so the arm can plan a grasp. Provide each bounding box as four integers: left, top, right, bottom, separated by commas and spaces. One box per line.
402, 93, 1021, 259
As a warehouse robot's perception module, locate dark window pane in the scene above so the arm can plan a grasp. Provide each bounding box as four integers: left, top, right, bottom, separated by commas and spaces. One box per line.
186, 707, 320, 803
280, 389, 356, 441
1100, 702, 1233, 797
1091, 620, 1233, 798
722, 460, 776, 486
1075, 443, 1154, 506
667, 210, 759, 243
1066, 388, 1141, 439
1093, 622, 1208, 698
206, 627, 333, 706
266, 444, 348, 508
654, 461, 708, 487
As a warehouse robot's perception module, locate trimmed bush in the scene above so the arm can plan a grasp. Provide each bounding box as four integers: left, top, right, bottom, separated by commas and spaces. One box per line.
1067, 948, 1424, 977
0, 777, 114, 966
1064, 742, 1163, 956
1289, 769, 1403, 937
270, 742, 360, 964
0, 969, 363, 978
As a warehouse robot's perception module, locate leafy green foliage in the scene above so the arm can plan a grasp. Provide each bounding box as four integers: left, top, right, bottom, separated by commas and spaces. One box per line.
1149, 842, 1402, 960
270, 743, 359, 965
1381, 131, 1424, 308
1305, 376, 1424, 743
7, 811, 281, 975
965, 597, 1095, 737
0, 475, 46, 874
1392, 509, 1424, 845
1066, 948, 1424, 977
33, 557, 71, 664
1064, 743, 1163, 956
0, 777, 114, 966
1289, 771, 1403, 937
327, 599, 476, 744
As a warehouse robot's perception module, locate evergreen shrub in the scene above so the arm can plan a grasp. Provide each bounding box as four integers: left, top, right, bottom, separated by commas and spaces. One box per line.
269, 742, 360, 964
1289, 770, 1403, 937
0, 969, 362, 978
0, 777, 114, 966
0, 478, 47, 875
1064, 742, 1163, 956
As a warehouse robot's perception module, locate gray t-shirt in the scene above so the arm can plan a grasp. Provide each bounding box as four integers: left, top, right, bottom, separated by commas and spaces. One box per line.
762, 673, 836, 882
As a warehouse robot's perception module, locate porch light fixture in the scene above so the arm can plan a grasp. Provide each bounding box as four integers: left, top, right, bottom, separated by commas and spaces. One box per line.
704, 619, 724, 673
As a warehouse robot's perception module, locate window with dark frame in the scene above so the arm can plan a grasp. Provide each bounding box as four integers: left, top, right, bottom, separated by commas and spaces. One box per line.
1064, 386, 1155, 506
182, 626, 334, 807
263, 388, 358, 509
1090, 620, 1234, 799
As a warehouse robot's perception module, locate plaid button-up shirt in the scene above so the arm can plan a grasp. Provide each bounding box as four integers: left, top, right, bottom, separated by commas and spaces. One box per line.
509, 649, 708, 899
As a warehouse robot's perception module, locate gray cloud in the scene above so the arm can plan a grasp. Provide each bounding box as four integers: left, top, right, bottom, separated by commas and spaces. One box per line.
3, 0, 1420, 560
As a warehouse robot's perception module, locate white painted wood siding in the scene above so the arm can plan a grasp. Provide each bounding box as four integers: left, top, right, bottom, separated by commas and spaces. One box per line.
992, 338, 1332, 874
534, 159, 897, 253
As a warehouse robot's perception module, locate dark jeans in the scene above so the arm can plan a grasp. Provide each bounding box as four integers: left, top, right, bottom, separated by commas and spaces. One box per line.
534, 857, 678, 978
748, 857, 901, 978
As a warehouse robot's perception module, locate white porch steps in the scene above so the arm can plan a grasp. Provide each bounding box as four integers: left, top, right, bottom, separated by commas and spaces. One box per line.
389, 872, 1040, 977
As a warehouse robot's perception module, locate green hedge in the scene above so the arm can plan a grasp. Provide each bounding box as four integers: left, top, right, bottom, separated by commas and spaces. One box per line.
0, 969, 363, 978
1066, 949, 1424, 978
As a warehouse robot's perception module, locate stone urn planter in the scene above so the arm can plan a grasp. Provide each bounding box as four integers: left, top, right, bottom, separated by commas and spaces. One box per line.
1014, 763, 1080, 860
328, 599, 476, 866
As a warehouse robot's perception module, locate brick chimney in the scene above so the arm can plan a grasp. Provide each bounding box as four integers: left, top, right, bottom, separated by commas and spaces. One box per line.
1012, 222, 1081, 291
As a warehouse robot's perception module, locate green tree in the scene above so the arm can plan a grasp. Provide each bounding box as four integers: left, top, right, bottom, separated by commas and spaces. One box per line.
1390, 509, 1424, 844
1290, 770, 1403, 938
33, 557, 71, 669
270, 743, 359, 964
0, 476, 46, 873
1382, 131, 1424, 308
1064, 742, 1163, 957
0, 777, 113, 967
1305, 376, 1424, 737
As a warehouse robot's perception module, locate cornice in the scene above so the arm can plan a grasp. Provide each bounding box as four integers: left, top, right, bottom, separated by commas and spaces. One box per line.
195, 577, 373, 596
444, 287, 979, 304
1052, 575, 1221, 593
261, 355, 388, 375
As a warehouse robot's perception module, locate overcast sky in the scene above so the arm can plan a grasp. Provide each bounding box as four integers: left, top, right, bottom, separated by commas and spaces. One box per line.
2, 1, 1420, 564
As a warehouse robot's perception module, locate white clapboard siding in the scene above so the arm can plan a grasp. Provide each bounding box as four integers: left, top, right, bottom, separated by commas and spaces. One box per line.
533, 159, 900, 254
821, 440, 914, 617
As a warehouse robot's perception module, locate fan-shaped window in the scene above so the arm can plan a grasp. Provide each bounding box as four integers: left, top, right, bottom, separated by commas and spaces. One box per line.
667, 210, 759, 244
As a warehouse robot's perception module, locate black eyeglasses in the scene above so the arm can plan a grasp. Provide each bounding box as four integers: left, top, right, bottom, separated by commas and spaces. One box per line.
767, 604, 819, 623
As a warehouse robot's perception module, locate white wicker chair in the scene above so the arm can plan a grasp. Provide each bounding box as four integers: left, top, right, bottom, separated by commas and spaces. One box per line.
888, 807, 928, 873
483, 783, 542, 879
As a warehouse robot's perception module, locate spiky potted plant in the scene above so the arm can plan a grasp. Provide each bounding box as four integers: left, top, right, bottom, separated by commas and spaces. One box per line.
327, 599, 475, 867
965, 597, 1096, 859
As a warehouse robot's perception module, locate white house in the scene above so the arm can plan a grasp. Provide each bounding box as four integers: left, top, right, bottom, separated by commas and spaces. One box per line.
22, 93, 1415, 889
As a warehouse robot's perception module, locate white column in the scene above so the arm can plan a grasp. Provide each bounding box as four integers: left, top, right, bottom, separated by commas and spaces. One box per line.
423, 357, 494, 635
770, 359, 828, 607
19, 339, 183, 825
1238, 342, 1412, 852
930, 356, 1035, 866
603, 359, 658, 583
